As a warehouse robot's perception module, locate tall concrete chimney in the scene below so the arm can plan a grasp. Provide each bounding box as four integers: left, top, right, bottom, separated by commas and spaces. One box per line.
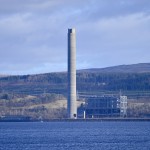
68, 28, 77, 119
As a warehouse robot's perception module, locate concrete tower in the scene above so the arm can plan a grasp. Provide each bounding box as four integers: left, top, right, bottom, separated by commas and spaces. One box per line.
68, 28, 77, 119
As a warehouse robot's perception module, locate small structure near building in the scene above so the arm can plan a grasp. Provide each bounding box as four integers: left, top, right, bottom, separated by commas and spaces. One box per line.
84, 95, 127, 118
120, 96, 127, 117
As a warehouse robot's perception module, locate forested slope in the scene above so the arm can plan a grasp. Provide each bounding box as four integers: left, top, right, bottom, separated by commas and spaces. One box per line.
1, 63, 150, 119
0, 72, 150, 98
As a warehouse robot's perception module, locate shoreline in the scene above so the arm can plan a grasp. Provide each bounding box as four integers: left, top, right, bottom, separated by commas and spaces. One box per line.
0, 118, 150, 122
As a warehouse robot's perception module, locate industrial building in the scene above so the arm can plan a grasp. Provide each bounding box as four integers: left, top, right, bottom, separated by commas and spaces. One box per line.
67, 28, 127, 119
84, 96, 127, 118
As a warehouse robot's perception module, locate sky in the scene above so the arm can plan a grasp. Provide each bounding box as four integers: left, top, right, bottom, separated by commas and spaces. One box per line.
0, 0, 150, 75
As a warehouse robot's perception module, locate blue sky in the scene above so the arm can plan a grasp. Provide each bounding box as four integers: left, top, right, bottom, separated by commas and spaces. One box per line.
0, 0, 150, 75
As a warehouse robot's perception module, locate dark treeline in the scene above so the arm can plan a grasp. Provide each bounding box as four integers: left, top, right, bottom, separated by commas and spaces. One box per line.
0, 72, 150, 95
77, 72, 150, 92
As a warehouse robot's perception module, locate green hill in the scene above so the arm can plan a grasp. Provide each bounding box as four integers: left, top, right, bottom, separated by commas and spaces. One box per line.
0, 63, 150, 97
0, 63, 150, 119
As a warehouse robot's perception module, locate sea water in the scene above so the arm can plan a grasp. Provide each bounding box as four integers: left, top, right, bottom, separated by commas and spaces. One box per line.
0, 121, 150, 150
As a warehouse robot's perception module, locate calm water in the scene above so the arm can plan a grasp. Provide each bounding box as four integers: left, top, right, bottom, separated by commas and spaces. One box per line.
0, 121, 150, 150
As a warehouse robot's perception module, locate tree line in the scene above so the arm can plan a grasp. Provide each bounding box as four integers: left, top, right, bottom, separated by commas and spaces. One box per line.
0, 72, 150, 96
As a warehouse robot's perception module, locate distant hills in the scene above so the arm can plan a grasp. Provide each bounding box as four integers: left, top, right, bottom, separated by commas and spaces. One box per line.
0, 74, 9, 77
79, 63, 150, 73
1, 63, 150, 77
1, 63, 150, 119
0, 63, 150, 97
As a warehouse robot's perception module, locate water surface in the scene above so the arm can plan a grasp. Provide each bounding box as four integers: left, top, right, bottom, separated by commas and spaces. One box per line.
0, 121, 150, 150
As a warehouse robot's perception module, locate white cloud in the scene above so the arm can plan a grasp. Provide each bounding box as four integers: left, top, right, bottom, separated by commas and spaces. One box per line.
77, 12, 150, 68
0, 0, 150, 74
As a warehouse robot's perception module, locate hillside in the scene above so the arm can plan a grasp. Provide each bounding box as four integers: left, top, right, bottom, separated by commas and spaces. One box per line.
0, 63, 150, 97
80, 63, 150, 73
0, 63, 150, 119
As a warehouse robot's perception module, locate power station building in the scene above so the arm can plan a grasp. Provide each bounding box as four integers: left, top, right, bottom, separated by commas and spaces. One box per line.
67, 28, 127, 119
84, 96, 127, 118
67, 28, 77, 119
